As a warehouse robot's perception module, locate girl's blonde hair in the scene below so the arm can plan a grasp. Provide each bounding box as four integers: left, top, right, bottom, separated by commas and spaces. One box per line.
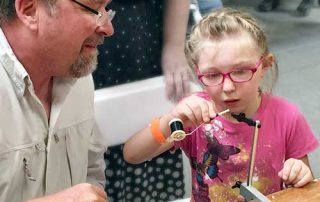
186, 7, 278, 93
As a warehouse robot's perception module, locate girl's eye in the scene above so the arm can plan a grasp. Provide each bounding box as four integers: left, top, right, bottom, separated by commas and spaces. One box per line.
233, 69, 248, 75
205, 73, 221, 79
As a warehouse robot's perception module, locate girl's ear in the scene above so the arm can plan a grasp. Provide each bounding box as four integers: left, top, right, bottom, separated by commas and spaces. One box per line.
262, 53, 274, 70
15, 0, 39, 30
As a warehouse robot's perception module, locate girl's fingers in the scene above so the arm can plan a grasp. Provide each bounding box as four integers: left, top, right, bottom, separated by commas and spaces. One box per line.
171, 95, 217, 127
207, 101, 216, 119
280, 159, 294, 182
197, 99, 212, 123
185, 96, 209, 124
281, 158, 313, 188
293, 171, 313, 187
286, 161, 302, 184
184, 101, 199, 125
292, 164, 313, 187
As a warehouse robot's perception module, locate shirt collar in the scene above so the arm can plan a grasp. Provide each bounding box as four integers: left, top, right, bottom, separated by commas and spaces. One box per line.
0, 28, 78, 98
0, 27, 29, 98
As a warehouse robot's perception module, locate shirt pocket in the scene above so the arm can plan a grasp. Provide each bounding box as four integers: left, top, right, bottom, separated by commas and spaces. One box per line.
0, 142, 46, 202
57, 119, 93, 185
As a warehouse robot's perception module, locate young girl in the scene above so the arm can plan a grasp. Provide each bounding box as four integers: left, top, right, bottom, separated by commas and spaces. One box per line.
123, 8, 319, 201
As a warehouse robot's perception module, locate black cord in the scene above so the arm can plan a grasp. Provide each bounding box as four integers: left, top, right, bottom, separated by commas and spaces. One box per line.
231, 112, 261, 128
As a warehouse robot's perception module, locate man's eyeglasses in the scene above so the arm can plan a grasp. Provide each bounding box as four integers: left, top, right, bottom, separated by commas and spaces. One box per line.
197, 57, 264, 87
71, 0, 115, 26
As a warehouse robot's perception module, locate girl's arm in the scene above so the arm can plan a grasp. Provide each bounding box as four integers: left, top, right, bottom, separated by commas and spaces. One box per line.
123, 94, 216, 164
123, 114, 175, 164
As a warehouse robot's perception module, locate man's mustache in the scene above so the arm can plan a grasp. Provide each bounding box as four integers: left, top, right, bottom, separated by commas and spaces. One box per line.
84, 37, 104, 47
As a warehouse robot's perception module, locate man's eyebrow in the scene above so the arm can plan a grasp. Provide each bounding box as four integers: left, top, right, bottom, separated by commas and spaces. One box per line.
94, 0, 112, 5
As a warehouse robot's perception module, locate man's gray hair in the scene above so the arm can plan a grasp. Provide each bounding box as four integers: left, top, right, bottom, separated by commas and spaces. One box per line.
0, 0, 57, 25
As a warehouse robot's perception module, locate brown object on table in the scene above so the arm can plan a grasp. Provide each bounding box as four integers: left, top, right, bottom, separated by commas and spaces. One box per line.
267, 179, 320, 201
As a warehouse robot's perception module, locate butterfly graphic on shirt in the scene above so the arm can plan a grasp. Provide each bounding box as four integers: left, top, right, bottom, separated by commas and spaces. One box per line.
191, 131, 241, 186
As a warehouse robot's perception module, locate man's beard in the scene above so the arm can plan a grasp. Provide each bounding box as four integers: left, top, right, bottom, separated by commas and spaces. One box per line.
69, 36, 104, 78
69, 50, 97, 78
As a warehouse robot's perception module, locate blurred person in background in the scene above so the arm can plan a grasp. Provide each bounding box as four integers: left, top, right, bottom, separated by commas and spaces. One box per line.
94, 0, 191, 102
198, 0, 223, 15
258, 0, 316, 16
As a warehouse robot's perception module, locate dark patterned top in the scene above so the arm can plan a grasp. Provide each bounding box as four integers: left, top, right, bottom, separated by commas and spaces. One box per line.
93, 0, 164, 89
104, 145, 185, 202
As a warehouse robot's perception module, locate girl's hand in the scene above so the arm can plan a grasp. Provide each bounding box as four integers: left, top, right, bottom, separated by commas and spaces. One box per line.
169, 94, 216, 128
278, 158, 313, 188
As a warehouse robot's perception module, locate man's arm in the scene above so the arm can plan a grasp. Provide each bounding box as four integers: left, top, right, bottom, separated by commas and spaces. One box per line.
25, 183, 107, 202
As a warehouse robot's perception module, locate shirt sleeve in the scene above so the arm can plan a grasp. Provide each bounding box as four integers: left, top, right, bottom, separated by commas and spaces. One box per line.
285, 108, 319, 159
86, 123, 107, 189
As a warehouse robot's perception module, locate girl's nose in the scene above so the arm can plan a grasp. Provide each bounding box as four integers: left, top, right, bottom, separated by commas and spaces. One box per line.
222, 77, 236, 92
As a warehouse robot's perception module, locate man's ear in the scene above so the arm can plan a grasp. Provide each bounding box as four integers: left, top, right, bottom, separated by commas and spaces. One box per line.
15, 0, 39, 30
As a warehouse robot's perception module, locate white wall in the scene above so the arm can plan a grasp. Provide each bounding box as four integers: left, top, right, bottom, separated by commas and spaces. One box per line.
94, 76, 174, 147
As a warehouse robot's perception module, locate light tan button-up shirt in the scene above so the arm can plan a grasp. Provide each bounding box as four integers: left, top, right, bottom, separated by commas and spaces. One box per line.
0, 28, 106, 202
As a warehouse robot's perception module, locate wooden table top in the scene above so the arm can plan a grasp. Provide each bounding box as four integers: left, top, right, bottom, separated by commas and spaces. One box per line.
267, 179, 320, 202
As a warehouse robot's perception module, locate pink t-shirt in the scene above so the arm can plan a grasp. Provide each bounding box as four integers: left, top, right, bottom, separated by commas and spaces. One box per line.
174, 92, 319, 202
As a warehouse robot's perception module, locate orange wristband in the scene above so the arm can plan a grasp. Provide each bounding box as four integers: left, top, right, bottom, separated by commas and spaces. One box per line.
150, 117, 167, 144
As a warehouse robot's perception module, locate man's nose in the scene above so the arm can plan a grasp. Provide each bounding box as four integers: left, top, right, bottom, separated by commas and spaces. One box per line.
96, 21, 114, 37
